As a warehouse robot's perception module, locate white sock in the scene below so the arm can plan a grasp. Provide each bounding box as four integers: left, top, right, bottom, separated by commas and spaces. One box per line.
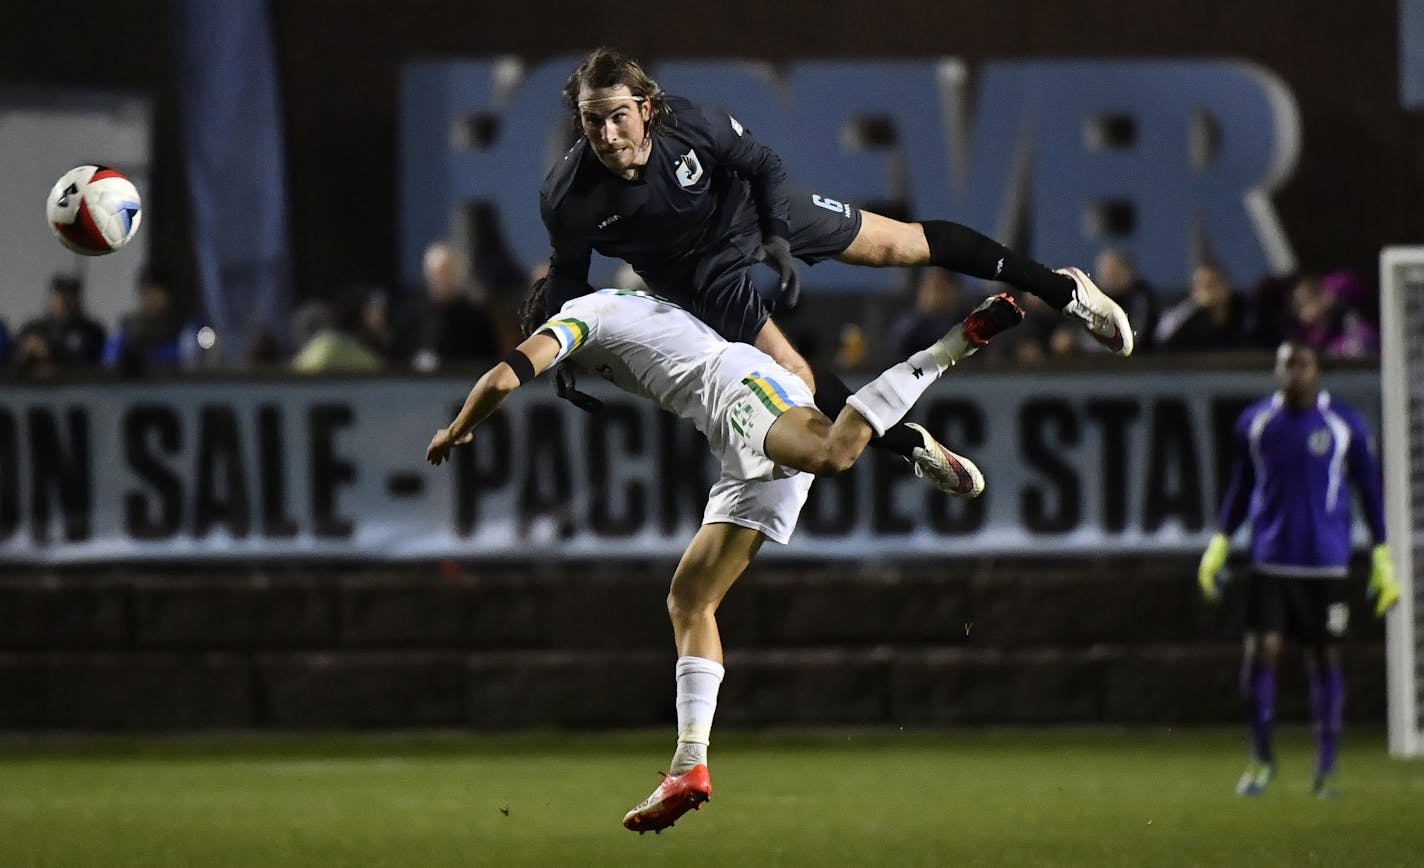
845, 348, 948, 436
926, 322, 979, 370
670, 655, 724, 773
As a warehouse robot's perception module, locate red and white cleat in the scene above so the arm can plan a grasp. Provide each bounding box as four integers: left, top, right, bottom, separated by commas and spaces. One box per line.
1057, 266, 1134, 356
622, 764, 711, 833
962, 291, 1026, 347
905, 423, 986, 498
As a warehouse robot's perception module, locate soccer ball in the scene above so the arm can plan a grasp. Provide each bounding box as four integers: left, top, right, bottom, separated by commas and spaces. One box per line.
45, 165, 143, 256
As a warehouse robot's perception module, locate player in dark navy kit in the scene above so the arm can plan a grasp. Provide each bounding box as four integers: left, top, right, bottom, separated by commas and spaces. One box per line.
1198, 341, 1400, 798
540, 48, 1133, 492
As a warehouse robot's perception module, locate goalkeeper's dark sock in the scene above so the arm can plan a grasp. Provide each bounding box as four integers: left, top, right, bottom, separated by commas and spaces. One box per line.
1242, 662, 1277, 763
811, 364, 920, 458
1310, 663, 1344, 775
920, 219, 1074, 309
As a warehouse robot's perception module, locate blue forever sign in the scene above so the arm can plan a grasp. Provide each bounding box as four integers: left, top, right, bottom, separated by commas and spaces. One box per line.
400, 57, 1299, 292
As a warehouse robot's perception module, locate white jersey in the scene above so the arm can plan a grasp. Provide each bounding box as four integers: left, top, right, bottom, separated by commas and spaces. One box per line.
538, 288, 817, 541
541, 289, 753, 435
537, 288, 815, 481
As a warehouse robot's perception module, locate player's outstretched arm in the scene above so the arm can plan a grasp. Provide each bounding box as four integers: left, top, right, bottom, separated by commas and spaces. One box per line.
1198, 415, 1256, 602
426, 332, 561, 465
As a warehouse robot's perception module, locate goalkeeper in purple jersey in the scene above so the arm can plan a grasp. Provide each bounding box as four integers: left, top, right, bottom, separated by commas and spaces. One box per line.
1198, 341, 1400, 798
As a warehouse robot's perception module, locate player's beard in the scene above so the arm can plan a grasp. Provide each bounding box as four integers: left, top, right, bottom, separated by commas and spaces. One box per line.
597, 132, 651, 177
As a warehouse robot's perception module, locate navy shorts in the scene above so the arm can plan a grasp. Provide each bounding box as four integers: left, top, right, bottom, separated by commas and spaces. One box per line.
654, 184, 866, 345
785, 184, 864, 263
1245, 572, 1349, 646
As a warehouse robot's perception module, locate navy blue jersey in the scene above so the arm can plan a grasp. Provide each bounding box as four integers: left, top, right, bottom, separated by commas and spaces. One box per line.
1218, 391, 1387, 576
539, 95, 791, 318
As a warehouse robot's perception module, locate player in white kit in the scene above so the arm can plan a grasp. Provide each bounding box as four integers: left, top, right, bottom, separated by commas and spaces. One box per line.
426, 281, 1022, 833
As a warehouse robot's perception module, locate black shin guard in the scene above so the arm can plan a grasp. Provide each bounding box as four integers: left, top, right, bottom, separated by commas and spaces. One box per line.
920, 219, 1073, 309
811, 363, 919, 459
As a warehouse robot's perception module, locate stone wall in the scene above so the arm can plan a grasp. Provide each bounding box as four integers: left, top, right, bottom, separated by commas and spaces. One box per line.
0, 558, 1385, 730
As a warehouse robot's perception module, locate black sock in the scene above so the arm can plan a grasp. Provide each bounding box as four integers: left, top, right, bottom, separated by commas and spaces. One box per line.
811, 363, 920, 459
920, 219, 1074, 309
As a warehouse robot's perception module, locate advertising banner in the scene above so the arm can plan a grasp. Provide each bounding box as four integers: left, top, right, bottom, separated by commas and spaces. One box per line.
0, 369, 1379, 562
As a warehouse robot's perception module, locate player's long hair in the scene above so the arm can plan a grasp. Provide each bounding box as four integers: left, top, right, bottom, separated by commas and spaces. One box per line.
518, 277, 549, 339
562, 47, 671, 134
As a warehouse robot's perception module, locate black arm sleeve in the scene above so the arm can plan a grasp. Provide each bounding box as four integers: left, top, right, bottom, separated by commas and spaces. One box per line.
695, 100, 792, 239
540, 192, 594, 318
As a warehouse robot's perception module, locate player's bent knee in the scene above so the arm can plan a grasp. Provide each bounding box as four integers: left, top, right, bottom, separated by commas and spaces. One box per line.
667, 593, 719, 624
842, 212, 929, 267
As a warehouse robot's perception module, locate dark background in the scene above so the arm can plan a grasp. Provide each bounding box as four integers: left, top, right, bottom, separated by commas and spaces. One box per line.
0, 1, 1408, 729
2, 0, 1419, 305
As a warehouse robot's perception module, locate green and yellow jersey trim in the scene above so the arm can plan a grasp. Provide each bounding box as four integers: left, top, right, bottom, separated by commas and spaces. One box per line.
741, 372, 795, 417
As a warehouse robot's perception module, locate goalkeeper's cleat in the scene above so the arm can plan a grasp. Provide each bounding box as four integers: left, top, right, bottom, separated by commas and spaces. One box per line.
1312, 770, 1339, 800
905, 423, 985, 498
623, 764, 711, 833
1235, 759, 1277, 797
963, 292, 1026, 347
1057, 267, 1134, 356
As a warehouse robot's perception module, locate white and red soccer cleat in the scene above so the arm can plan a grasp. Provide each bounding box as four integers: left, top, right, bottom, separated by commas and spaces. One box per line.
1057, 266, 1134, 356
962, 291, 1026, 347
622, 764, 711, 833
905, 423, 986, 497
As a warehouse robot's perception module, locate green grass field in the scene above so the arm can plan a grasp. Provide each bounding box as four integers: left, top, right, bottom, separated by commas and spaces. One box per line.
1, 728, 1420, 867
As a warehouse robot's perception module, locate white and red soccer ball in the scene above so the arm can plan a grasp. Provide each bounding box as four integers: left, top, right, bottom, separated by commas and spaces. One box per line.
45, 165, 143, 256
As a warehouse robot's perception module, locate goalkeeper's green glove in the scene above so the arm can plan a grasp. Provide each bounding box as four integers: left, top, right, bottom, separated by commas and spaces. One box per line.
1368, 544, 1401, 618
1197, 532, 1229, 603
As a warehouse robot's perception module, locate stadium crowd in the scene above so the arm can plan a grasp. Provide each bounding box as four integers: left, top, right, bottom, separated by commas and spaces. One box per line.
0, 241, 1382, 379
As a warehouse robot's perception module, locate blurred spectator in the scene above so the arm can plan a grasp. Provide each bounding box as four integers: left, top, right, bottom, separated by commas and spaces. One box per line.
17, 273, 106, 369
1090, 248, 1160, 353
1319, 269, 1379, 358
1248, 272, 1295, 349
291, 285, 385, 373
245, 329, 284, 368
1047, 320, 1083, 358
393, 241, 501, 370
887, 269, 972, 359
13, 322, 57, 378
357, 286, 395, 362
1289, 270, 1379, 358
834, 323, 868, 370
1154, 263, 1247, 352
290, 299, 332, 350
0, 317, 9, 366
103, 266, 194, 375
1290, 272, 1335, 354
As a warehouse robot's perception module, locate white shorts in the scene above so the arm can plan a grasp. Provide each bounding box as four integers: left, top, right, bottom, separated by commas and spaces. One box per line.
704, 344, 818, 482
702, 472, 815, 545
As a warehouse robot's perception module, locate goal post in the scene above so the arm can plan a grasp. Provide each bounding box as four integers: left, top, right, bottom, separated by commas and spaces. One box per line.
1379, 246, 1423, 757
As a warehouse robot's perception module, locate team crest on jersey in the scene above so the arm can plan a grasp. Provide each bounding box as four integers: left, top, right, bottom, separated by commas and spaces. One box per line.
729, 399, 756, 440
1308, 428, 1333, 455
675, 149, 704, 187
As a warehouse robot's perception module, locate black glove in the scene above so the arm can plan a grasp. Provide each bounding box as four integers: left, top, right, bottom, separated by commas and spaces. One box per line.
759, 236, 801, 313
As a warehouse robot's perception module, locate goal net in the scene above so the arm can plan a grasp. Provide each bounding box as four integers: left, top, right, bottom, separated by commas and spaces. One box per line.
1380, 247, 1424, 757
